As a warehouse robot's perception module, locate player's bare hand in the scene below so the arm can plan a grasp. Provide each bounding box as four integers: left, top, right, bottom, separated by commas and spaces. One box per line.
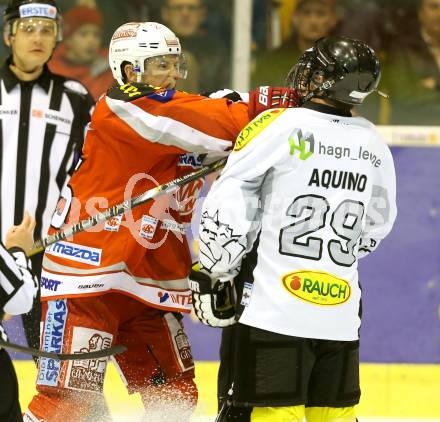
5, 211, 36, 255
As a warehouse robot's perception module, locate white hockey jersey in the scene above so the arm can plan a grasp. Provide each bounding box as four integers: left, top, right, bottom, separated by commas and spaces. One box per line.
199, 103, 397, 341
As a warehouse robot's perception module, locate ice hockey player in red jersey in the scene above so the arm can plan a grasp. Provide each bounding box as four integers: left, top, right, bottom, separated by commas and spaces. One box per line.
24, 21, 300, 421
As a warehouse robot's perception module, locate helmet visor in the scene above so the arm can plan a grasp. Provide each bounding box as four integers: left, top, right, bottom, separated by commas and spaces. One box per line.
143, 54, 188, 80
12, 17, 58, 38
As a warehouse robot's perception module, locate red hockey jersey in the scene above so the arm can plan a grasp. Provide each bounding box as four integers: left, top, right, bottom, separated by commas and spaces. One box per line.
41, 83, 249, 312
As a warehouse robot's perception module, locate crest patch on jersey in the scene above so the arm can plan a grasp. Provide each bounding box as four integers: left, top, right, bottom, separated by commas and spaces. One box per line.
282, 270, 351, 306
104, 215, 123, 232
240, 282, 254, 307
234, 108, 285, 152
147, 89, 176, 103
139, 215, 158, 239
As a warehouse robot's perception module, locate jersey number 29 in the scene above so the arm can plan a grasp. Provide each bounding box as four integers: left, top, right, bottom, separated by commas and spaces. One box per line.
279, 194, 365, 267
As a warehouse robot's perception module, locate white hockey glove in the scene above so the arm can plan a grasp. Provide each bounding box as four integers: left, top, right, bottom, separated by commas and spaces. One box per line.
202, 89, 246, 102
189, 265, 236, 327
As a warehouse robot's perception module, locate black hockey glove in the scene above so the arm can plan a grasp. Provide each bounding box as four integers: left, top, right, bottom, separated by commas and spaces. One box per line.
189, 266, 236, 327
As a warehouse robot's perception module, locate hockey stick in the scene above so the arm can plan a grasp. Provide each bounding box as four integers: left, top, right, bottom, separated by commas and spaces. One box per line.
0, 338, 126, 361
30, 157, 227, 256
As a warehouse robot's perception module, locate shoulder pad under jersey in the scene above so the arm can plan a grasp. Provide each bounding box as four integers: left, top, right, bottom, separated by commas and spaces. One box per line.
64, 80, 89, 96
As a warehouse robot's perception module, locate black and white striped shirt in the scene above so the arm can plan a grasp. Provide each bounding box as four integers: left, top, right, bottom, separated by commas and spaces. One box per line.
0, 324, 6, 342
0, 59, 94, 241
0, 244, 38, 342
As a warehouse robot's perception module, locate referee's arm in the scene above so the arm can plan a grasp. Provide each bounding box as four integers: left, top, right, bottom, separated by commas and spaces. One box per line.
0, 245, 37, 316
0, 214, 38, 316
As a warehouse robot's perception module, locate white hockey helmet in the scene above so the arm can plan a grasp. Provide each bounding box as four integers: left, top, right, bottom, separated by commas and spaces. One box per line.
109, 21, 186, 85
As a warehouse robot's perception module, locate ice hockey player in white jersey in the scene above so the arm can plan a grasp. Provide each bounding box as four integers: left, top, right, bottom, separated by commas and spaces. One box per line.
189, 36, 397, 422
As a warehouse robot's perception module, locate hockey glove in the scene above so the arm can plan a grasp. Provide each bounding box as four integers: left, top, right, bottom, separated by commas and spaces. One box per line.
202, 89, 245, 102
248, 86, 302, 119
189, 267, 236, 327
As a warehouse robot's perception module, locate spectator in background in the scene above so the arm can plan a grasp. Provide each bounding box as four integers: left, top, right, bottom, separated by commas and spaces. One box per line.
335, 0, 390, 123
49, 5, 114, 100
251, 0, 341, 87
384, 0, 440, 125
161, 0, 229, 92
337, 0, 384, 51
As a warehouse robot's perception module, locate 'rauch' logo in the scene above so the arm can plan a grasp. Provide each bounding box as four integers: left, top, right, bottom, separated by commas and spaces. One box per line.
282, 270, 350, 305
288, 128, 314, 160
234, 108, 285, 152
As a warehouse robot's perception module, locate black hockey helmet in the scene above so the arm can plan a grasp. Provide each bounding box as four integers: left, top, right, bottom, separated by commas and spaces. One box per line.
3, 0, 62, 41
286, 36, 381, 105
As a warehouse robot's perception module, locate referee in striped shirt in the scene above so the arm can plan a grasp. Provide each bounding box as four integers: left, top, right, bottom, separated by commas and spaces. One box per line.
0, 0, 94, 352
0, 212, 38, 421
